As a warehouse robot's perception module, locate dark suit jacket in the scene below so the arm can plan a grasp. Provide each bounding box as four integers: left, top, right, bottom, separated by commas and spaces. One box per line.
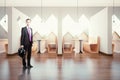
20, 27, 33, 50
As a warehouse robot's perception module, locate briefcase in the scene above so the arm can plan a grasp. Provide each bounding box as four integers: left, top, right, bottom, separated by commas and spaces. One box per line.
18, 47, 26, 58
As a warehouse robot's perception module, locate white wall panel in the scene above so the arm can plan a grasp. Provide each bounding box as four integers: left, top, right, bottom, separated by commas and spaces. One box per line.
90, 7, 112, 54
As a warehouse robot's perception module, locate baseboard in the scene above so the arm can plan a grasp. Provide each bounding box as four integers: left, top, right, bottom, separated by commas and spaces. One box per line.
57, 53, 63, 56
99, 51, 113, 56
7, 53, 18, 56
114, 50, 120, 53
0, 50, 5, 54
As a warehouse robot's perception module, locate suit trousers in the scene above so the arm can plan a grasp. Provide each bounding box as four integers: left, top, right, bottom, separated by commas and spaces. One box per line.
22, 44, 32, 66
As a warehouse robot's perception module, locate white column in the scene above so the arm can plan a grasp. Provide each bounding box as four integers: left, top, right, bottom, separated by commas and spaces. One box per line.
7, 7, 21, 54
90, 7, 112, 55
57, 10, 62, 55
107, 7, 112, 54
11, 7, 21, 54
7, 7, 13, 54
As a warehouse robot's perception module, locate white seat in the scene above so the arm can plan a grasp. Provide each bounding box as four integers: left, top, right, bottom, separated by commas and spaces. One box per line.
63, 32, 74, 53
47, 32, 57, 53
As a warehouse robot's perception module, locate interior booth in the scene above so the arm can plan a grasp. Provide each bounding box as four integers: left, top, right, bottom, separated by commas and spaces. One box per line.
0, 0, 118, 56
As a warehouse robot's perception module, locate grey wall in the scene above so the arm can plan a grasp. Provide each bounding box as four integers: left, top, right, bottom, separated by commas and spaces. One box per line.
15, 7, 104, 35
0, 7, 5, 20
14, 7, 120, 21
0, 7, 7, 39
114, 7, 120, 19
0, 25, 7, 39
15, 7, 104, 20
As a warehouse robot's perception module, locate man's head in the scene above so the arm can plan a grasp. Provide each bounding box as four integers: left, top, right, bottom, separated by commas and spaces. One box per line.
26, 18, 31, 26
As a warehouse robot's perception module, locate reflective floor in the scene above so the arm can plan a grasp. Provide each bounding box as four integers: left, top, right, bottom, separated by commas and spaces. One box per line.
0, 52, 120, 80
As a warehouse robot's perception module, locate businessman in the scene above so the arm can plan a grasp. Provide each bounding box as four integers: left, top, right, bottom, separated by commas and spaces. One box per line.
20, 18, 33, 69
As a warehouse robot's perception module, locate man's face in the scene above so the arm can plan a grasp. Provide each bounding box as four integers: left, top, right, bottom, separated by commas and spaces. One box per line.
26, 20, 31, 26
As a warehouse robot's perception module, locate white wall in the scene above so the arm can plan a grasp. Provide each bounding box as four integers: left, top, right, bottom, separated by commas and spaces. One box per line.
90, 7, 112, 54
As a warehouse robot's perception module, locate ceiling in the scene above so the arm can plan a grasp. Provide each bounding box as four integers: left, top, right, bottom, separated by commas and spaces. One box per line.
0, 0, 120, 7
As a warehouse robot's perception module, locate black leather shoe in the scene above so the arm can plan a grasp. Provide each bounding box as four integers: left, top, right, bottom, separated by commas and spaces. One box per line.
23, 66, 27, 69
28, 65, 33, 68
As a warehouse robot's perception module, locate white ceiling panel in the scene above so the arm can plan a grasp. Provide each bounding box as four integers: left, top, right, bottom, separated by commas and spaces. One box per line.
0, 0, 120, 7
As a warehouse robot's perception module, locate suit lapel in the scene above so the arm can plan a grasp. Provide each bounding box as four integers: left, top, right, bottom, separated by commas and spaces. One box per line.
25, 27, 29, 38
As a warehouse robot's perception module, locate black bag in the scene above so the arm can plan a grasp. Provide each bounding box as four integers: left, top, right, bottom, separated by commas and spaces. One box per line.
18, 47, 26, 58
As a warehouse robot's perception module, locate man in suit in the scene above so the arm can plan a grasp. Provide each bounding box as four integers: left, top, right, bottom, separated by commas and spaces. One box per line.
20, 18, 33, 68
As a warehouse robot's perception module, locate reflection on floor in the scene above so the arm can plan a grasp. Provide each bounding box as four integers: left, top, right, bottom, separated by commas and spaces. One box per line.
0, 52, 120, 80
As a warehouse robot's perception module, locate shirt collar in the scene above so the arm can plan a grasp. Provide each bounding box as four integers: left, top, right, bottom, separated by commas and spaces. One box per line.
27, 26, 30, 29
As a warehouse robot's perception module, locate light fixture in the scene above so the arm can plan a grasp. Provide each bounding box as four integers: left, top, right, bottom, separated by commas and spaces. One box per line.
76, 0, 79, 22
113, 0, 115, 23
41, 0, 43, 22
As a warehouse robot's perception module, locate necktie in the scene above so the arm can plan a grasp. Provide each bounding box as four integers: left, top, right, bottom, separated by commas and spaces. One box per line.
27, 27, 31, 42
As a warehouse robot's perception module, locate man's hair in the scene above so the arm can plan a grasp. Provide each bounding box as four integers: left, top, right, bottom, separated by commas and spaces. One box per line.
26, 18, 31, 22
